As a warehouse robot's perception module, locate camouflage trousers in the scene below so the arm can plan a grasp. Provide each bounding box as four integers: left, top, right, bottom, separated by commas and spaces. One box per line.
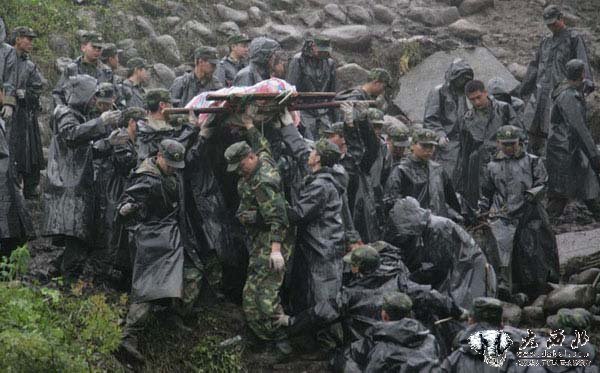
123, 264, 202, 339
243, 231, 292, 341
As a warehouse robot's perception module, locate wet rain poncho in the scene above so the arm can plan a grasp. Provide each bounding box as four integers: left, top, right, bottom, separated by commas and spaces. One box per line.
0, 17, 16, 104
384, 154, 461, 219
233, 37, 280, 87
337, 318, 441, 373
43, 75, 110, 243
488, 77, 525, 118
423, 59, 473, 178
454, 98, 523, 208
481, 149, 558, 298
546, 81, 600, 200
519, 28, 593, 138
385, 197, 496, 309
287, 167, 346, 312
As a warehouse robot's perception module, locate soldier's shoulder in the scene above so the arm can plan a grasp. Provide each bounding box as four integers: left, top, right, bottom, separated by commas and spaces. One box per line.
53, 104, 73, 119
255, 159, 281, 186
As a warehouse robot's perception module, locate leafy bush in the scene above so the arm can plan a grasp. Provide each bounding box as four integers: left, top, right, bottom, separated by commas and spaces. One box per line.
191, 335, 243, 373
0, 244, 31, 281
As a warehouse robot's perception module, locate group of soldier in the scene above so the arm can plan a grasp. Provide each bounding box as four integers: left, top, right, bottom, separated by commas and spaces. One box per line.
0, 4, 598, 371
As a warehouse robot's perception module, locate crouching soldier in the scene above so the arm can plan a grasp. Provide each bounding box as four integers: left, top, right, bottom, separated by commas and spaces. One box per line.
116, 139, 202, 364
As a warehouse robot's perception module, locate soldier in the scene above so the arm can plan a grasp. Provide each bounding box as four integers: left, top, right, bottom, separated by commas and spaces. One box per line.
423, 58, 474, 179
442, 297, 518, 373
338, 292, 441, 372
119, 57, 150, 109
480, 125, 558, 300
385, 122, 411, 170
233, 37, 281, 87
518, 5, 595, 155
546, 59, 600, 221
117, 139, 202, 364
100, 43, 121, 72
384, 128, 462, 219
287, 36, 337, 140
224, 111, 293, 350
214, 34, 251, 87
335, 68, 391, 110
0, 16, 16, 121
455, 79, 523, 208
170, 46, 222, 107
42, 75, 121, 280
488, 77, 525, 119
52, 31, 113, 105
9, 26, 44, 199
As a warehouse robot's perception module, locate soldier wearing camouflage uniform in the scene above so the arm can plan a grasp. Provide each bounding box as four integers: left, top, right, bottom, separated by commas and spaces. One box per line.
117, 139, 202, 364
119, 57, 150, 109
0, 16, 17, 121
170, 46, 222, 107
224, 112, 293, 344
214, 34, 251, 87
52, 32, 114, 106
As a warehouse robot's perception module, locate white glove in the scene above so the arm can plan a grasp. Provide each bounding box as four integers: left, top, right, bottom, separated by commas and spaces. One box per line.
269, 250, 285, 272
119, 202, 137, 216
100, 110, 121, 128
1, 105, 13, 119
16, 89, 26, 99
340, 102, 354, 125
279, 108, 294, 127
272, 313, 290, 327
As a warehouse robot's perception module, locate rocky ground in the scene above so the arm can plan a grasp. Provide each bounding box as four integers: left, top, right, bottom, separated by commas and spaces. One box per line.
5, 0, 600, 371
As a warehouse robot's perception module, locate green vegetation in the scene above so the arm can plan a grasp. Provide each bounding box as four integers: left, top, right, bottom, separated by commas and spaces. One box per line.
191, 335, 243, 373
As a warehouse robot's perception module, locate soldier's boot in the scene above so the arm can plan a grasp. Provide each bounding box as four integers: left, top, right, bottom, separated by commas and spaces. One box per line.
117, 335, 145, 365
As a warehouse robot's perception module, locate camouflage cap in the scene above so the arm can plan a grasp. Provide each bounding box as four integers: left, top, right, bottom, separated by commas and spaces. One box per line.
95, 82, 116, 103
322, 122, 345, 136
158, 139, 186, 169
366, 108, 385, 125
543, 5, 562, 25
471, 297, 503, 324
194, 46, 219, 64
314, 138, 342, 165
224, 141, 252, 172
343, 245, 380, 273
368, 68, 392, 88
314, 35, 332, 53
145, 88, 171, 107
412, 128, 439, 145
128, 57, 150, 70
227, 34, 251, 45
387, 124, 410, 147
121, 107, 147, 126
382, 292, 413, 318
556, 308, 592, 331
101, 43, 122, 58
81, 31, 104, 47
496, 125, 523, 143
12, 26, 36, 38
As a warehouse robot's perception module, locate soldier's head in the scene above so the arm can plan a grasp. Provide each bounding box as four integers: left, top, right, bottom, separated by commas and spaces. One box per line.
447, 58, 474, 91
496, 125, 523, 157
157, 139, 186, 175
343, 245, 381, 275
193, 46, 219, 78
66, 74, 98, 112
101, 43, 121, 70
487, 77, 511, 104
566, 59, 585, 84
309, 138, 341, 171
225, 141, 258, 177
311, 36, 332, 59
470, 297, 503, 326
120, 107, 147, 141
465, 79, 489, 110
79, 31, 103, 63
95, 82, 116, 113
12, 27, 36, 54
543, 5, 565, 34
411, 128, 438, 161
269, 50, 289, 79
366, 108, 385, 135
323, 122, 347, 155
386, 123, 410, 160
127, 57, 151, 83
227, 34, 251, 60
381, 292, 413, 321
145, 88, 172, 116
364, 68, 392, 97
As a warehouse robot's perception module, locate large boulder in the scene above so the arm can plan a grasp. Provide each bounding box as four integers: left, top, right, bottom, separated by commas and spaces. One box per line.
458, 0, 494, 15
508, 62, 527, 81
544, 284, 596, 314
299, 11, 323, 28
320, 25, 371, 52
346, 5, 373, 24
182, 20, 212, 39
135, 16, 156, 38
217, 21, 241, 36
336, 63, 370, 91
248, 6, 264, 25
394, 47, 519, 122
151, 35, 181, 65
268, 24, 302, 49
151, 63, 176, 88
407, 6, 460, 27
372, 5, 396, 24
324, 4, 347, 23
215, 4, 249, 25
502, 302, 522, 326
48, 35, 71, 56
448, 19, 485, 41
569, 268, 600, 285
